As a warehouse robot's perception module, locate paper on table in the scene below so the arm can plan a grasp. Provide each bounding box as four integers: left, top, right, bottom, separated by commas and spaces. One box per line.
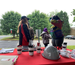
1, 59, 10, 61
0, 48, 15, 53
0, 55, 18, 65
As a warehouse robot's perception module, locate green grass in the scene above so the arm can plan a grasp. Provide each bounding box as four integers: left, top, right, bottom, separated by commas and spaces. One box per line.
67, 45, 75, 50
1, 36, 42, 40
1, 37, 19, 40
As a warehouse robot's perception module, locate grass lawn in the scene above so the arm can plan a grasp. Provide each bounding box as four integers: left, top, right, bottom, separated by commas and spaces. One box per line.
1, 36, 42, 40
1, 37, 19, 40
67, 45, 75, 50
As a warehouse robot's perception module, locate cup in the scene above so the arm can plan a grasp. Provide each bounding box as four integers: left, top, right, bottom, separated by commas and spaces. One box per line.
17, 45, 22, 54
28, 46, 34, 56
36, 45, 41, 53
62, 42, 67, 50
29, 51, 34, 55
37, 43, 40, 46
37, 48, 41, 53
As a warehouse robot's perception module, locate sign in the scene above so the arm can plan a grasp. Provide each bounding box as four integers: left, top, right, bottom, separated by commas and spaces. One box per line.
10, 29, 12, 33
36, 29, 41, 37
10, 29, 12, 31
36, 29, 41, 43
11, 30, 12, 33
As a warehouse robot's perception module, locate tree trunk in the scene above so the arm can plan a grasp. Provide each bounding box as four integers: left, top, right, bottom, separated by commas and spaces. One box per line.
13, 34, 15, 38
17, 34, 19, 37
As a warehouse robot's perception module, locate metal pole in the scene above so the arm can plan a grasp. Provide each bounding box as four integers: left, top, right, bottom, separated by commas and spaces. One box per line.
38, 29, 39, 43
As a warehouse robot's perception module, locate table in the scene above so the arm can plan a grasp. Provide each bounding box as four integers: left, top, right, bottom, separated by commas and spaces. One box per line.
0, 48, 75, 65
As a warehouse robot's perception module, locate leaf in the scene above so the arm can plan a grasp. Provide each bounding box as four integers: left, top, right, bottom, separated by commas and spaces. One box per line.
56, 11, 70, 36
27, 10, 49, 33
0, 11, 21, 37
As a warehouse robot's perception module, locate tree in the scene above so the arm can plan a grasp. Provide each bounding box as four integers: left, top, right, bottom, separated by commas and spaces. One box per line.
27, 10, 50, 33
48, 10, 58, 17
71, 9, 75, 27
56, 11, 70, 36
0, 11, 21, 38
0, 29, 3, 35
70, 23, 73, 27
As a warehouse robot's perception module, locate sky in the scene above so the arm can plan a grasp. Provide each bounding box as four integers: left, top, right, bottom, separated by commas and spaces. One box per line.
0, 9, 75, 25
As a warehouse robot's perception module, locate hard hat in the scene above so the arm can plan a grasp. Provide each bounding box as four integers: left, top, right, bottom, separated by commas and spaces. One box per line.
42, 45, 60, 60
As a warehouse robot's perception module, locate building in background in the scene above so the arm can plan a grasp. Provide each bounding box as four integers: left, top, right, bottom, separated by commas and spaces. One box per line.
70, 27, 75, 36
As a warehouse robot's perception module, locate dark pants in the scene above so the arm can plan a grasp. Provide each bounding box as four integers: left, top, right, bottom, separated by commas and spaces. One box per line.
52, 37, 64, 48
44, 44, 48, 47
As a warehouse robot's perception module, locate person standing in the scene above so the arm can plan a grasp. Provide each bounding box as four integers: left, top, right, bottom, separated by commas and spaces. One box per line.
40, 28, 50, 47
27, 22, 34, 46
18, 16, 31, 46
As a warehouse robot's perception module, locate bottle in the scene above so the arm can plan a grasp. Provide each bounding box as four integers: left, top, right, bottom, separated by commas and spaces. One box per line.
36, 42, 41, 53
62, 42, 67, 50
28, 40, 34, 56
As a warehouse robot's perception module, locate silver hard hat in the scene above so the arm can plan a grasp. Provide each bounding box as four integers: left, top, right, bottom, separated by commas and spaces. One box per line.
42, 45, 60, 60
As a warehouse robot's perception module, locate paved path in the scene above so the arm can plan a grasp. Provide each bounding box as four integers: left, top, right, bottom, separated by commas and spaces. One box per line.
0, 35, 12, 40
0, 41, 18, 48
16, 39, 75, 47
0, 39, 75, 48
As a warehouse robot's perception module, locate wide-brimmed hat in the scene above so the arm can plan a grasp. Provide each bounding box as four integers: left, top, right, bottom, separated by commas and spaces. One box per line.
21, 16, 29, 20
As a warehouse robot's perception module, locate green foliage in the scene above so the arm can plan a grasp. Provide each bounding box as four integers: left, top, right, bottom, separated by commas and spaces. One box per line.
27, 10, 50, 33
56, 11, 70, 36
0, 11, 21, 37
67, 45, 75, 50
71, 9, 75, 15
70, 23, 73, 27
0, 29, 3, 35
71, 9, 75, 23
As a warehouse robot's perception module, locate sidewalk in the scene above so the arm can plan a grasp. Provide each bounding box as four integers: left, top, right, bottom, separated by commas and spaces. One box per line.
17, 39, 75, 47
17, 39, 52, 47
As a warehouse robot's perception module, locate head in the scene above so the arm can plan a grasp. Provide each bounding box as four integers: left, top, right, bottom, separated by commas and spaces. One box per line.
21, 16, 29, 24
49, 15, 63, 29
49, 15, 60, 22
43, 28, 48, 32
17, 16, 29, 33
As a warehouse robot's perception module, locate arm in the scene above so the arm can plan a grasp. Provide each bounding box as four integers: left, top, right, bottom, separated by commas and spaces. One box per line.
44, 33, 50, 39
19, 25, 22, 45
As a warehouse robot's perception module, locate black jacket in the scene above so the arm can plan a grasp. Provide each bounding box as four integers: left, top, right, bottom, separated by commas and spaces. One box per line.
19, 23, 31, 46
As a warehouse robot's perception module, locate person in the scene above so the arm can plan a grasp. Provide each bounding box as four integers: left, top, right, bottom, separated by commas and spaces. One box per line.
17, 16, 31, 46
28, 23, 34, 46
49, 15, 64, 49
28, 22, 34, 41
40, 28, 50, 47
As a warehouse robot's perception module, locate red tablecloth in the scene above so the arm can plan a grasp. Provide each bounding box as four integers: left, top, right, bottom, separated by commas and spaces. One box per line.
0, 48, 75, 65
